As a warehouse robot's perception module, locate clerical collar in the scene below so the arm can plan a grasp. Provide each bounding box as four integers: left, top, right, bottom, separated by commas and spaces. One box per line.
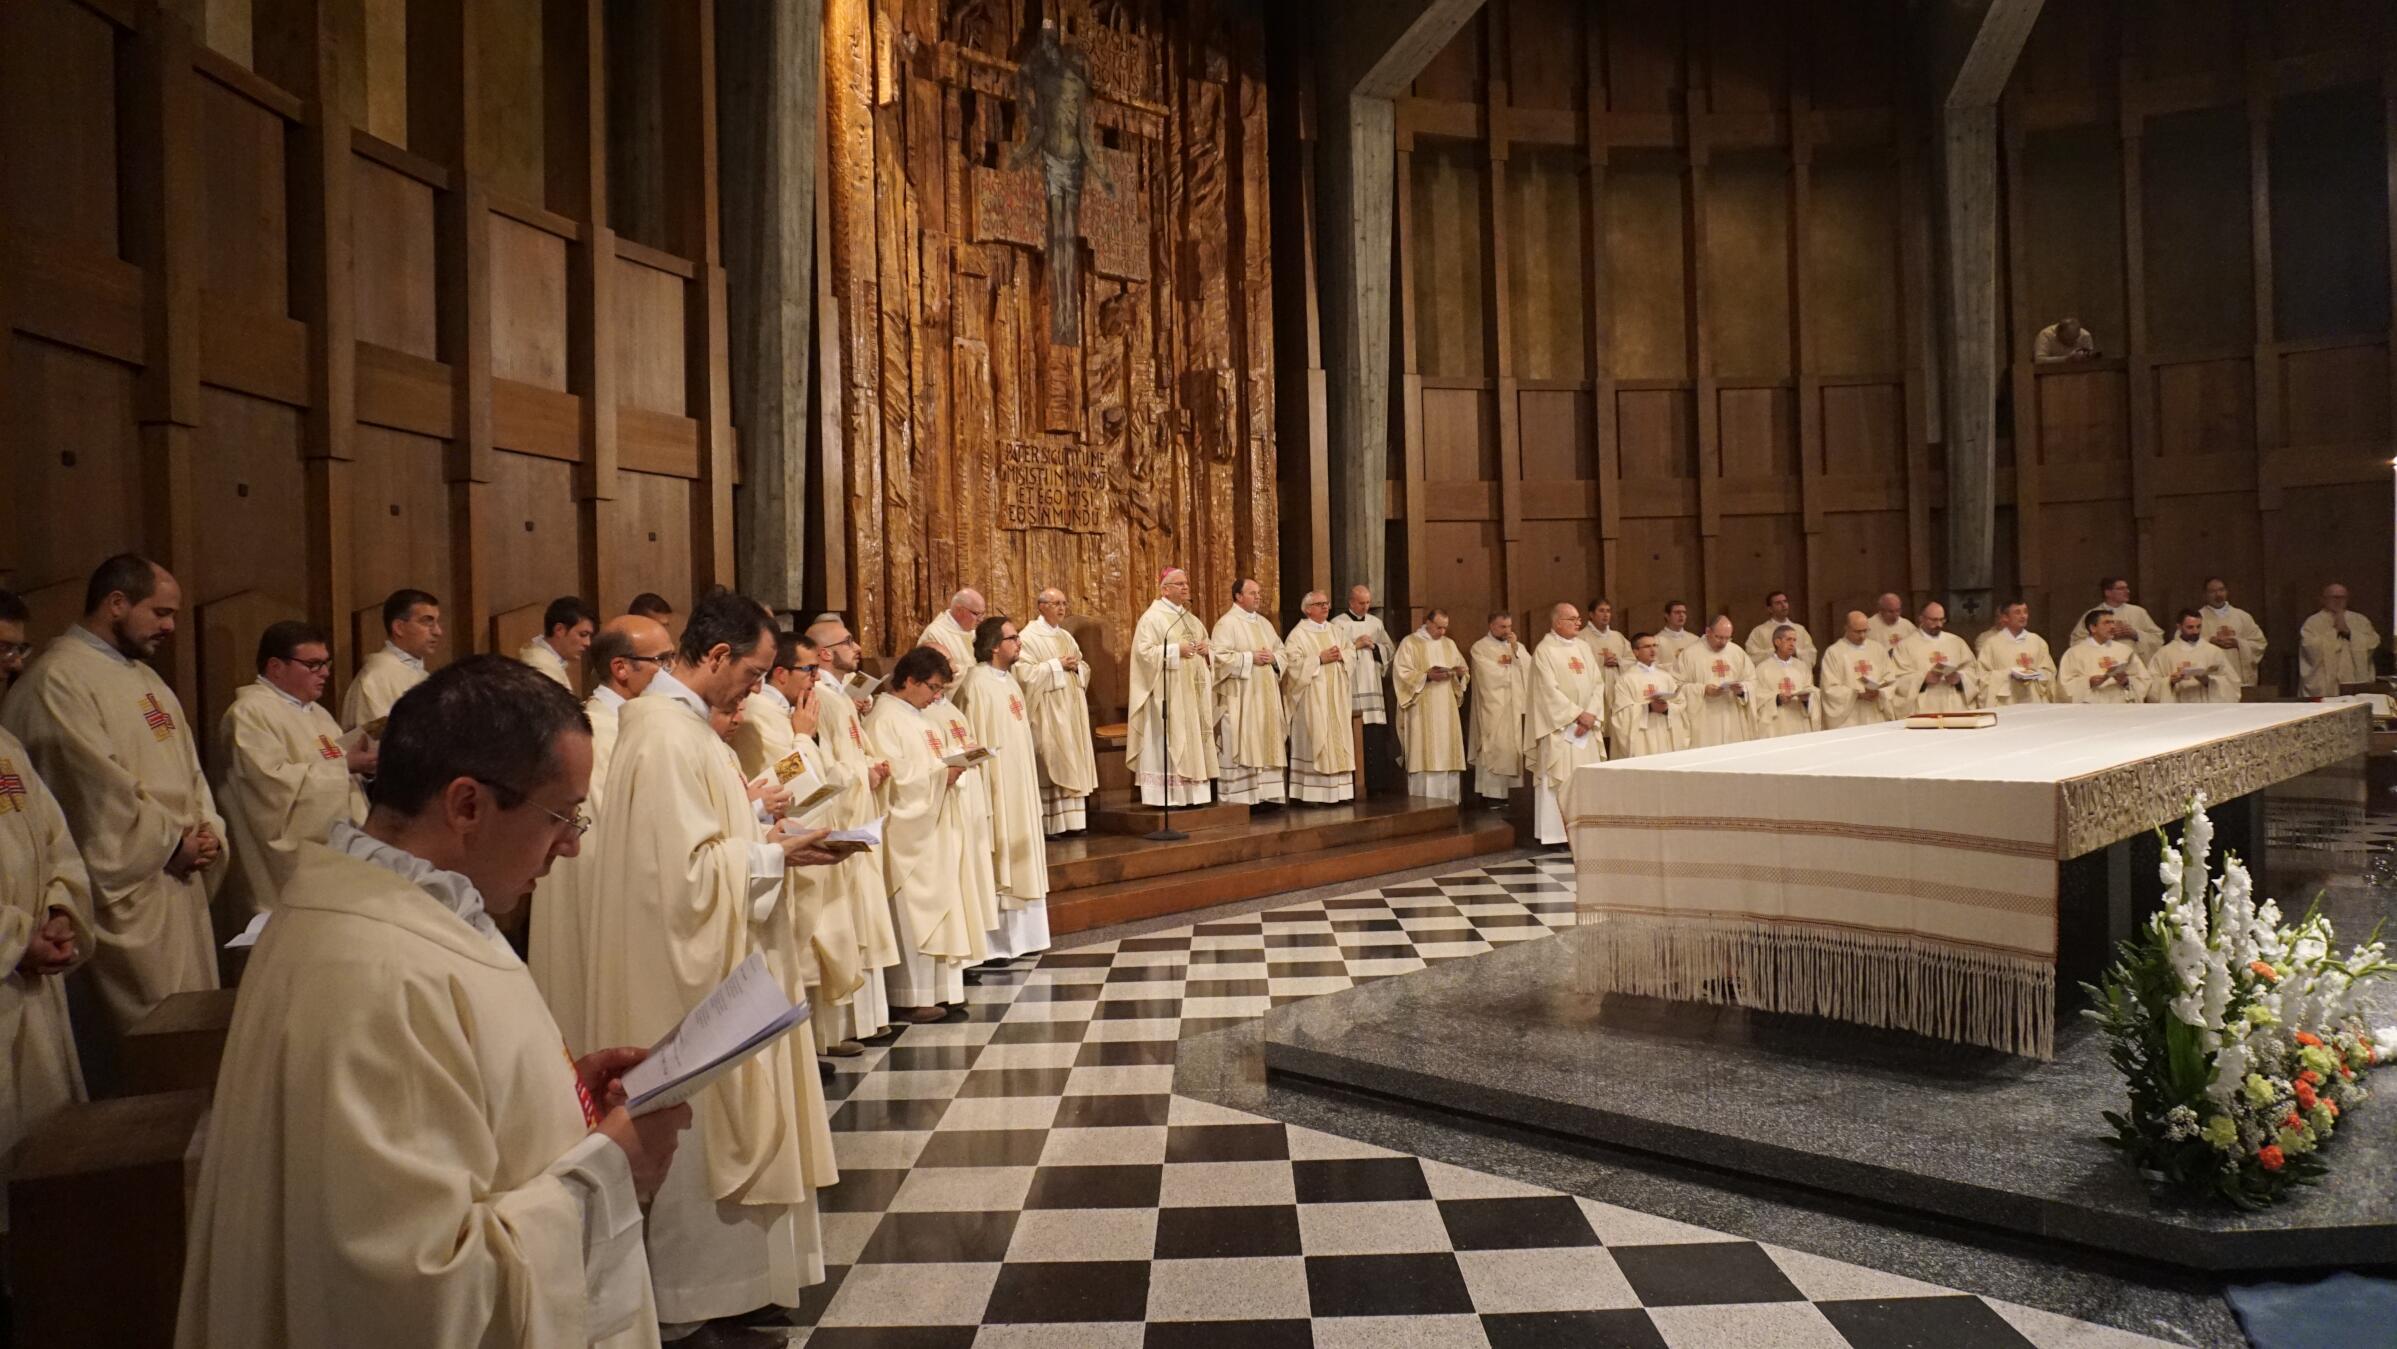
383, 642, 426, 672
1588, 626, 1612, 636
1301, 617, 1329, 630
1662, 625, 1686, 636
254, 676, 311, 710
2202, 603, 2231, 615
331, 820, 508, 954
644, 668, 709, 721
1634, 661, 1660, 674
1346, 609, 1370, 623
1842, 638, 1869, 650
591, 685, 627, 711
760, 683, 793, 713
70, 623, 133, 666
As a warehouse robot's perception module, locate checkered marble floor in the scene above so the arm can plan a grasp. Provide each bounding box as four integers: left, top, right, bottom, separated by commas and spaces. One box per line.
750, 855, 2173, 1348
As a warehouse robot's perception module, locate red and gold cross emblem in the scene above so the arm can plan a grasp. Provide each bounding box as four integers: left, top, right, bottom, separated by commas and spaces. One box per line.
1567, 657, 1584, 674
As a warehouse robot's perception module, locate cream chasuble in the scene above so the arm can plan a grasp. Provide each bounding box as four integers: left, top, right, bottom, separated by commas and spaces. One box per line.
1606, 662, 1692, 759
530, 688, 621, 1051
2059, 639, 2154, 704
2298, 610, 2380, 696
1753, 655, 1822, 737
964, 665, 1048, 910
936, 705, 1002, 942
1210, 606, 1288, 804
2073, 602, 2164, 659
1864, 613, 1919, 658
1976, 629, 2058, 706
1529, 635, 1609, 846
1670, 640, 1757, 748
340, 644, 425, 731
177, 840, 659, 1349
0, 633, 222, 1046
1579, 626, 1634, 677
2149, 637, 2240, 704
1895, 632, 1983, 714
813, 673, 900, 977
1818, 638, 1905, 727
867, 694, 986, 1005
732, 689, 865, 1008
1329, 609, 1395, 725
1127, 599, 1217, 805
1013, 617, 1098, 832
0, 730, 94, 1234
517, 636, 574, 690
1743, 620, 1816, 668
1392, 631, 1468, 800
212, 681, 365, 933
1653, 627, 1701, 668
914, 612, 978, 707
2200, 603, 2268, 686
1281, 619, 1356, 802
1467, 635, 1530, 798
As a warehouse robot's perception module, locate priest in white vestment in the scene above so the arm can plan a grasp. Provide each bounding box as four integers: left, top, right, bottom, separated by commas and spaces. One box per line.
0, 556, 224, 1069
1127, 568, 1218, 805
516, 596, 596, 692
1753, 626, 1822, 737
1467, 613, 1530, 803
342, 587, 441, 731
867, 646, 987, 1020
965, 618, 1051, 960
1744, 590, 1816, 668
531, 615, 674, 1052
1282, 592, 1357, 804
1819, 611, 1905, 727
1211, 578, 1288, 805
211, 620, 368, 934
915, 589, 985, 710
1976, 601, 2058, 705
1528, 605, 1609, 845
2150, 609, 2241, 704
1014, 590, 1098, 834
1865, 593, 1919, 657
1330, 585, 1396, 727
2298, 583, 2380, 696
805, 616, 901, 1043
176, 655, 689, 1349
2090, 578, 2165, 659
2199, 577, 2268, 688
1652, 600, 1701, 667
1894, 602, 1982, 714
2060, 610, 2155, 704
580, 592, 837, 1331
1672, 616, 1756, 748
1393, 610, 1469, 801
1579, 598, 1634, 677
0, 721, 94, 1235
1609, 633, 1694, 759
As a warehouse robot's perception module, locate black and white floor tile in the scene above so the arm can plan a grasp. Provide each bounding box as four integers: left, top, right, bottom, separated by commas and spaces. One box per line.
705, 852, 2176, 1348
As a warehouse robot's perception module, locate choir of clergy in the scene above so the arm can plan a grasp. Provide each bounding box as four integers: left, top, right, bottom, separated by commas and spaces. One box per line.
341, 587, 441, 731
2081, 578, 2165, 659
2059, 609, 2155, 703
1864, 592, 1919, 656
518, 596, 598, 691
1753, 625, 1822, 737
1281, 591, 1358, 804
2199, 578, 2268, 686
1392, 610, 1469, 802
1126, 569, 1217, 805
1672, 616, 1755, 748
866, 645, 989, 1020
962, 616, 1052, 961
1607, 632, 1693, 759
209, 620, 368, 934
802, 614, 902, 1044
2151, 609, 2241, 704
1013, 590, 1098, 833
1212, 578, 1289, 805
1745, 590, 1816, 667
1467, 613, 1530, 802
2299, 583, 2380, 697
1527, 604, 1609, 845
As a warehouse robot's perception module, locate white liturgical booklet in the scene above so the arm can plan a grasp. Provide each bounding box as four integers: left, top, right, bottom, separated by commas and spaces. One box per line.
619, 952, 811, 1117
942, 745, 994, 768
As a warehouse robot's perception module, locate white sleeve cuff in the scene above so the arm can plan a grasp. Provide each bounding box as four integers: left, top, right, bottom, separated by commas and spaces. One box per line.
1162, 643, 1180, 671
551, 1130, 648, 1338
747, 842, 787, 921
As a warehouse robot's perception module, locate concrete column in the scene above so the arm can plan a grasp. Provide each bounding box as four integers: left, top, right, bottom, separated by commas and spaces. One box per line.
1940, 104, 2000, 623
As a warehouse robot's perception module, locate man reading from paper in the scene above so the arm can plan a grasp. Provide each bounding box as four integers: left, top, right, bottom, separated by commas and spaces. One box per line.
0, 713, 94, 1237
580, 589, 836, 1333
1895, 602, 1982, 714
1819, 610, 1904, 727
967, 617, 1051, 961
1393, 609, 1469, 802
1755, 625, 1821, 737
1976, 600, 2057, 705
343, 587, 442, 730
805, 616, 901, 1045
916, 589, 985, 709
1529, 604, 1608, 845
2060, 609, 2154, 704
1673, 615, 1756, 748
212, 620, 367, 933
1744, 590, 1815, 667
1281, 591, 1357, 804
1579, 597, 1633, 674
519, 596, 597, 691
2151, 609, 2241, 704
1468, 612, 1530, 804
2298, 582, 2380, 696
866, 647, 986, 1022
1014, 589, 1098, 835
1, 555, 223, 1068
1609, 632, 1693, 760
176, 655, 690, 1349
1128, 568, 1218, 805
531, 614, 675, 1050
1211, 578, 1288, 806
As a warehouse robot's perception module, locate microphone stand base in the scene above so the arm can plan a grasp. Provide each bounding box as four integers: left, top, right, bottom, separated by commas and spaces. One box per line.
1142, 828, 1190, 843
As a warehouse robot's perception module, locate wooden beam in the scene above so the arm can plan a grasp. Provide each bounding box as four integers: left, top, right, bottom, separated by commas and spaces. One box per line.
562, 0, 620, 612
1946, 0, 2048, 109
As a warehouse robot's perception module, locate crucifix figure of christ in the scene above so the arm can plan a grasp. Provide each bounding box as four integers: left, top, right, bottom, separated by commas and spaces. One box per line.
1009, 19, 1112, 346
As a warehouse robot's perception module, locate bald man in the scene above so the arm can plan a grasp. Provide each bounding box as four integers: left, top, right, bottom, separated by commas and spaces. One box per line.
1864, 593, 1918, 657
1128, 569, 1217, 806
917, 589, 986, 710
1894, 602, 1981, 714
2298, 583, 2380, 696
1820, 611, 1905, 727
1528, 604, 1609, 846
1671, 616, 1755, 748
1014, 589, 1098, 834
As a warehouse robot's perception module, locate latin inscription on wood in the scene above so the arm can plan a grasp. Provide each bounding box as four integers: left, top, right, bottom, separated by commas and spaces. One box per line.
998, 439, 1109, 534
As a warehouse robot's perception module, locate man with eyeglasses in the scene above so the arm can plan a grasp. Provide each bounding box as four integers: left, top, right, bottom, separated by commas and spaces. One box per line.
803, 615, 901, 1044
342, 587, 443, 733
580, 589, 837, 1336
915, 588, 986, 711
211, 620, 370, 934
0, 585, 34, 686
864, 646, 985, 1023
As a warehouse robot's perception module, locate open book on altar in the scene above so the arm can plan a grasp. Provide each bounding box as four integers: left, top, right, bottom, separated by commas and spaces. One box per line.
619, 952, 812, 1117
1904, 710, 1998, 730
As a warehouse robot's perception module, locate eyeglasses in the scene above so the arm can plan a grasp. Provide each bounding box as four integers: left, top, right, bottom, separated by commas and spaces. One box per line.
0, 642, 33, 662
625, 652, 676, 670
472, 777, 591, 837
290, 656, 334, 672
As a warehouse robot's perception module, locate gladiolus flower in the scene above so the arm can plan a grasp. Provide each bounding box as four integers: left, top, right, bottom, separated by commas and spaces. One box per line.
2258, 1145, 2285, 1171
2253, 962, 2281, 983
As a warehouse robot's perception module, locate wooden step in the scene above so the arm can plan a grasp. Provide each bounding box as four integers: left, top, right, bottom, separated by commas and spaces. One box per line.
1089, 790, 1250, 836
1047, 796, 1465, 891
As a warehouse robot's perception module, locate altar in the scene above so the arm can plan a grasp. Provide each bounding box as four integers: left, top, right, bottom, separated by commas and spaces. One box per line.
1564, 702, 2371, 1057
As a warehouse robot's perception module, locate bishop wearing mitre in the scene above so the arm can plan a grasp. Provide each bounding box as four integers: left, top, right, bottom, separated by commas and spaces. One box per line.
1211, 578, 1288, 805
1393, 610, 1470, 802
1015, 589, 1098, 834
530, 614, 675, 1051
579, 590, 837, 1330
805, 615, 901, 1044
1529, 604, 1609, 845
1672, 616, 1756, 748
1894, 602, 1982, 714
1128, 568, 1218, 805
1281, 591, 1357, 803
1, 556, 224, 1065
2199, 578, 2268, 687
1819, 611, 1905, 727
176, 656, 690, 1349
916, 589, 985, 709
867, 646, 988, 1019
2059, 610, 2155, 704
212, 620, 367, 934
1467, 613, 1530, 803
2149, 609, 2241, 704
965, 617, 1051, 961
1976, 601, 2057, 705
2297, 583, 2380, 697
1609, 633, 1694, 759
0, 723, 94, 1235
1754, 626, 1822, 737
1744, 591, 1817, 668
342, 587, 441, 731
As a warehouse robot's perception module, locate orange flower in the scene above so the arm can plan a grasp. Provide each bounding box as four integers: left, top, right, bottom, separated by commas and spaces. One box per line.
2339, 1064, 2355, 1081
2283, 1111, 2304, 1131
2294, 1080, 2317, 1110
2293, 1031, 2322, 1046
2258, 1145, 2286, 1171
2253, 963, 2282, 983
2299, 1069, 2323, 1087
2325, 1100, 2341, 1118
